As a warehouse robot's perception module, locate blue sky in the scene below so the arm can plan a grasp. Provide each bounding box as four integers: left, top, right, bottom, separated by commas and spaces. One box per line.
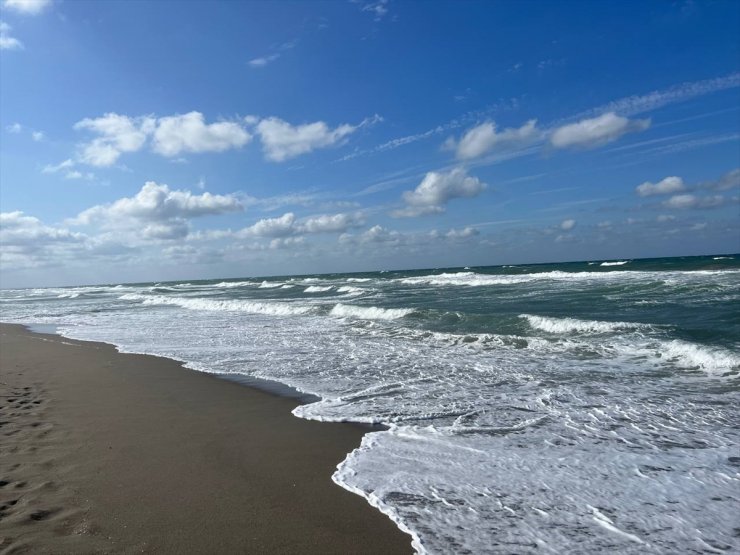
1, 0, 739, 287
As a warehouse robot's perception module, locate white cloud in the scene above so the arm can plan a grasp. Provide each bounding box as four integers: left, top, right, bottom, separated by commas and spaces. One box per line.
63, 170, 95, 180
269, 236, 305, 250
31, 130, 44, 141
689, 222, 707, 231
256, 115, 380, 162
560, 219, 576, 231
249, 54, 280, 68
239, 211, 364, 238
0, 21, 22, 49
393, 167, 486, 217
301, 212, 364, 233
152, 112, 251, 157
549, 112, 650, 149
42, 159, 92, 179
248, 40, 296, 68
239, 212, 297, 238
453, 119, 539, 160
445, 226, 479, 239
73, 112, 251, 166
656, 214, 675, 223
636, 176, 685, 197
663, 194, 725, 209
584, 72, 740, 118
42, 158, 75, 174
358, 225, 401, 244
74, 113, 155, 167
5, 121, 22, 133
0, 211, 85, 247
71, 182, 243, 239
361, 0, 389, 21
3, 0, 52, 15
703, 168, 740, 191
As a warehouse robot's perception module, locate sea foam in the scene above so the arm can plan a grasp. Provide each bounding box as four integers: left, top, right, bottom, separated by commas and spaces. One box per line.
330, 303, 415, 320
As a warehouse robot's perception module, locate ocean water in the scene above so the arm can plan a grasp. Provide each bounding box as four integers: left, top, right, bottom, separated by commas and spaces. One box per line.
1, 254, 739, 553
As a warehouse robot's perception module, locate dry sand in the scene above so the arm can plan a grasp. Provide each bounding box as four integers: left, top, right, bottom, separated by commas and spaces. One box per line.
0, 324, 413, 554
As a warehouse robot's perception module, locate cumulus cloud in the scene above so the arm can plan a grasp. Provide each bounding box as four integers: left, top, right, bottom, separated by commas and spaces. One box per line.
636, 176, 686, 197
0, 211, 85, 246
560, 219, 576, 230
255, 115, 380, 162
31, 130, 44, 141
74, 113, 155, 167
152, 112, 252, 156
703, 168, 740, 191
301, 212, 364, 233
549, 112, 650, 149
73, 112, 251, 166
0, 21, 22, 50
239, 212, 297, 238
70, 182, 243, 241
5, 122, 22, 133
2, 0, 52, 15
445, 226, 479, 239
70, 111, 372, 165
663, 194, 726, 209
269, 236, 305, 250
393, 167, 486, 217
239, 211, 364, 238
453, 119, 539, 160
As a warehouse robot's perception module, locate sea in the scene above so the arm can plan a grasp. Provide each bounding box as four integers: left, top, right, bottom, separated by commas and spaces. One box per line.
1, 254, 739, 554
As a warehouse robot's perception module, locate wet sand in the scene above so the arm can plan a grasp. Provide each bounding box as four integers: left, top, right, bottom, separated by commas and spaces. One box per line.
0, 324, 413, 554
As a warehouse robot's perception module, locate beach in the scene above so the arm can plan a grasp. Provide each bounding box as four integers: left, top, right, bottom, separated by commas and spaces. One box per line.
0, 323, 413, 554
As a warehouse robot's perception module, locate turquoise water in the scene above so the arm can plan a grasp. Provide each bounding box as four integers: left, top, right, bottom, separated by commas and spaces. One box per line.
2, 254, 739, 553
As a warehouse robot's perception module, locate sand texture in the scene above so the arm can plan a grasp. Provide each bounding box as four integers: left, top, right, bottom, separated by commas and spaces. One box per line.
0, 324, 412, 554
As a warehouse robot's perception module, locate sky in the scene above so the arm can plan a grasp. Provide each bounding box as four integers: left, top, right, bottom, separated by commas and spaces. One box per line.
1, 0, 739, 288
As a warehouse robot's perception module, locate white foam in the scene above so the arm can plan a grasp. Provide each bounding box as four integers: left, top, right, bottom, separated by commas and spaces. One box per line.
258, 281, 284, 288
119, 293, 312, 316
330, 303, 415, 320
520, 314, 649, 334
337, 286, 365, 296
657, 339, 740, 376
212, 280, 257, 288
601, 260, 630, 266
304, 285, 333, 293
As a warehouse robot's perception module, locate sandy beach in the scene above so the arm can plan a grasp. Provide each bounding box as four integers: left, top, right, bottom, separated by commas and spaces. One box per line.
0, 324, 412, 554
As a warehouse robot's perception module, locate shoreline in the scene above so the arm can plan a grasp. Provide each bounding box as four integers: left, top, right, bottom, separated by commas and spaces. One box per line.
0, 323, 413, 554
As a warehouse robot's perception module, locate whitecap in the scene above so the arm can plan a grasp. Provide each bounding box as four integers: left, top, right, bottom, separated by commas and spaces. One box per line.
330, 303, 415, 320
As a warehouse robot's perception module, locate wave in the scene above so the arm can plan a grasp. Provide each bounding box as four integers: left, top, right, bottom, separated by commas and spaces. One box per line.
400, 272, 534, 287
330, 303, 415, 320
119, 293, 312, 316
258, 281, 284, 288
713, 256, 734, 260
304, 286, 333, 293
212, 280, 257, 288
520, 314, 650, 334
398, 269, 739, 288
337, 286, 365, 296
655, 340, 740, 376
600, 260, 629, 267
